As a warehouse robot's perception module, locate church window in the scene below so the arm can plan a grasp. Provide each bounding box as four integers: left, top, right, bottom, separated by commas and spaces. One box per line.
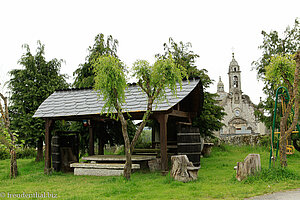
233, 76, 238, 88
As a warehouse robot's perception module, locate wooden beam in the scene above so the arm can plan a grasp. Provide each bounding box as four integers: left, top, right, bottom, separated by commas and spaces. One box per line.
89, 120, 94, 156
156, 114, 169, 174
44, 118, 53, 175
168, 110, 190, 118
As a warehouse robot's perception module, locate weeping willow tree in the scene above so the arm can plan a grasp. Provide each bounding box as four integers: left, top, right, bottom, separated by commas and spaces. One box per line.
93, 55, 187, 180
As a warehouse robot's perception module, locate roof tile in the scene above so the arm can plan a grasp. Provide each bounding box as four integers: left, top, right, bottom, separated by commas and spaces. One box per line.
33, 79, 200, 118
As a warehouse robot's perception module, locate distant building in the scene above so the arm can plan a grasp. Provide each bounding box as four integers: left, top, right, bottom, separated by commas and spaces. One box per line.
215, 53, 267, 136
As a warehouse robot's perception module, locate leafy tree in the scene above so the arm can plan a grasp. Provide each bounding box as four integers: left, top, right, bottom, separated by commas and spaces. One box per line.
73, 33, 119, 88
8, 41, 69, 161
253, 19, 300, 80
253, 19, 300, 167
265, 53, 300, 167
0, 91, 18, 178
93, 55, 187, 180
253, 19, 300, 128
157, 38, 225, 137
73, 33, 137, 152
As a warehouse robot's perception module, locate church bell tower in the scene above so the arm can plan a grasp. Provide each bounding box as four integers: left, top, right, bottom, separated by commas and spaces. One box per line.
228, 53, 242, 103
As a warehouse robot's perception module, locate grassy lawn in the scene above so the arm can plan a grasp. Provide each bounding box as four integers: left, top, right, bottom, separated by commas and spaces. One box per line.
0, 145, 299, 200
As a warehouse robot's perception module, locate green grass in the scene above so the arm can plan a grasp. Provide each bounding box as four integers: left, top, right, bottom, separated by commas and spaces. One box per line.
0, 145, 299, 199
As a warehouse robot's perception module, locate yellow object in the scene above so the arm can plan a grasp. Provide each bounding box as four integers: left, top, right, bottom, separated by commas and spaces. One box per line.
286, 145, 295, 155
274, 131, 298, 135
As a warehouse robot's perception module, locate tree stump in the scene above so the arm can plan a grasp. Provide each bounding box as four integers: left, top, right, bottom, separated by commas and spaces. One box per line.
236, 154, 261, 181
171, 155, 200, 182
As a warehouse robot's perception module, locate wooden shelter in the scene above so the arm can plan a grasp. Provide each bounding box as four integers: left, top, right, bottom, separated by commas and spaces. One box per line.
33, 78, 204, 174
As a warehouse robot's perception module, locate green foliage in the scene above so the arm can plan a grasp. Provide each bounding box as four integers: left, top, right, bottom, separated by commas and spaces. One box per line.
0, 128, 22, 150
133, 55, 187, 102
8, 41, 69, 147
253, 18, 300, 128
156, 37, 200, 78
93, 55, 126, 116
194, 92, 226, 137
0, 148, 36, 160
73, 33, 119, 88
0, 148, 9, 160
259, 134, 273, 148
157, 38, 225, 137
265, 54, 297, 89
135, 129, 152, 148
93, 54, 187, 116
253, 18, 300, 80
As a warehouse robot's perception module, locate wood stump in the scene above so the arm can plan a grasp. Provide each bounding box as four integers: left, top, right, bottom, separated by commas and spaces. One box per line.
236, 154, 261, 181
202, 143, 214, 157
171, 155, 200, 182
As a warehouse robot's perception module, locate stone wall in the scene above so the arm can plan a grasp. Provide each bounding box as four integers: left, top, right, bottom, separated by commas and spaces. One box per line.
220, 134, 264, 146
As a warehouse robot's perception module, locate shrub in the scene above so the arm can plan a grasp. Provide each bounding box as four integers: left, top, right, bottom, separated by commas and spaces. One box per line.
0, 147, 36, 160
0, 148, 10, 160
135, 129, 152, 148
16, 147, 37, 159
259, 135, 272, 147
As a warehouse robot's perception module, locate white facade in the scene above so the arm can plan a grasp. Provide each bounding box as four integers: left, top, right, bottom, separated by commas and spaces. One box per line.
216, 53, 267, 136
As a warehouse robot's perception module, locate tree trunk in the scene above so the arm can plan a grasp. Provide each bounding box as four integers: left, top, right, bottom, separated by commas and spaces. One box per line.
124, 148, 132, 180
10, 149, 18, 178
171, 155, 199, 182
236, 154, 261, 181
117, 107, 132, 180
278, 51, 300, 167
36, 137, 44, 162
279, 132, 288, 167
279, 117, 288, 167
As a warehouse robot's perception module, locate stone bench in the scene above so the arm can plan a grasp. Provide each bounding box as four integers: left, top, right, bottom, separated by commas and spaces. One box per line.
70, 163, 140, 176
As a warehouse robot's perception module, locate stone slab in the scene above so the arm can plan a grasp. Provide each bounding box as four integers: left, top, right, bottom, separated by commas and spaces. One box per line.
74, 168, 123, 176
70, 163, 140, 169
81, 155, 156, 162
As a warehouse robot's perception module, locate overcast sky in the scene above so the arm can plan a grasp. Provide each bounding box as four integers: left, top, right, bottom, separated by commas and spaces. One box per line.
0, 0, 299, 104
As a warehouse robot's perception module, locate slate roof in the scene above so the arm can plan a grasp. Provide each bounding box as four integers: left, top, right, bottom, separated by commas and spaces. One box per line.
33, 78, 201, 118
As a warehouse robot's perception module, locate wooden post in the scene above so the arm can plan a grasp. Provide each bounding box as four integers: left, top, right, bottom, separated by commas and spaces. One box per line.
97, 123, 105, 155
157, 114, 168, 174
152, 125, 155, 149
89, 120, 94, 156
44, 118, 53, 175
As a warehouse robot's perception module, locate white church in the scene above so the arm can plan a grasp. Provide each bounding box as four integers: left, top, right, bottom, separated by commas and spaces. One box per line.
215, 53, 267, 136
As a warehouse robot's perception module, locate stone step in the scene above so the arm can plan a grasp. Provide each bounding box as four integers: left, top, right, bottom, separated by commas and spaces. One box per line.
73, 168, 123, 176
70, 163, 140, 176
70, 163, 140, 169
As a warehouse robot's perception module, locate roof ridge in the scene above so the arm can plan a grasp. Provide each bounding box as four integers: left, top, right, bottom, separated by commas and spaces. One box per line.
55, 77, 201, 92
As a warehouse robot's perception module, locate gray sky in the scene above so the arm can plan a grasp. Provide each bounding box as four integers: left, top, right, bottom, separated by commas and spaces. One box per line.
0, 0, 299, 104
